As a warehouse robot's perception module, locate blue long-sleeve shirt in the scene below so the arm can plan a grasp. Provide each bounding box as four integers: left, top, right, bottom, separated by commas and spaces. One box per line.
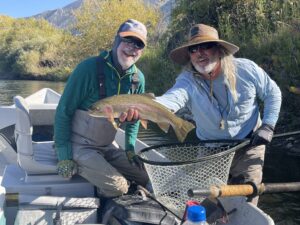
156, 58, 282, 140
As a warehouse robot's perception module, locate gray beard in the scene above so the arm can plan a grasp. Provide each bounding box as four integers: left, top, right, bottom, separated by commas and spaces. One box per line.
193, 61, 217, 75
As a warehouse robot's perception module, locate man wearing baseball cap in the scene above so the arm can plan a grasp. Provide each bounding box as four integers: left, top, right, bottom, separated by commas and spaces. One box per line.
54, 19, 149, 197
156, 24, 282, 205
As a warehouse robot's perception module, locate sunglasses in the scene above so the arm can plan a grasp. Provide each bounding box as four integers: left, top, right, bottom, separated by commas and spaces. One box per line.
121, 37, 145, 50
188, 42, 217, 53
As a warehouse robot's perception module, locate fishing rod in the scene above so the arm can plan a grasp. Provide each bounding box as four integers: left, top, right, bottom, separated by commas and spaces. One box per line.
188, 182, 300, 199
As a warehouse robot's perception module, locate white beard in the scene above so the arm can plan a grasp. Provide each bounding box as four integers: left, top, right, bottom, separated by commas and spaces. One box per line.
192, 60, 218, 75
117, 47, 140, 70
119, 57, 136, 70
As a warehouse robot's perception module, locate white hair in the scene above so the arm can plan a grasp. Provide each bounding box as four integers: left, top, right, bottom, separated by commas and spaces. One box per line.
218, 47, 238, 102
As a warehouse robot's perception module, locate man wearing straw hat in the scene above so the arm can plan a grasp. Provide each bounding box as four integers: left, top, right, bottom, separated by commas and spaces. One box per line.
156, 24, 282, 205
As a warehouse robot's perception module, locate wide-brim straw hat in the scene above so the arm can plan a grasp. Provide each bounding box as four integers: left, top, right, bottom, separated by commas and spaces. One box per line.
170, 24, 239, 65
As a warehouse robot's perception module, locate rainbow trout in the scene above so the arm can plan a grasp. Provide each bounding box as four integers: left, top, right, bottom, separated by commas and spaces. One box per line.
88, 94, 195, 142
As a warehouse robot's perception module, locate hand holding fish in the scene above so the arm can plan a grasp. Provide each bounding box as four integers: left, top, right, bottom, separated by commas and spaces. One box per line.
119, 107, 139, 123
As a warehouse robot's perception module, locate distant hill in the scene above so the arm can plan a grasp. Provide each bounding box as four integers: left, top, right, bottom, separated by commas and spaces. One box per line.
31, 0, 175, 31
31, 0, 82, 30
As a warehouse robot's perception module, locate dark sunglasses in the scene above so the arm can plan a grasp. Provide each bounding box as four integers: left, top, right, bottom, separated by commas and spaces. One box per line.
121, 37, 145, 50
188, 42, 217, 53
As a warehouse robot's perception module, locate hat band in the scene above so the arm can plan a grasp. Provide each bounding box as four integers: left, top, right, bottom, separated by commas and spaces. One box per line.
190, 35, 219, 42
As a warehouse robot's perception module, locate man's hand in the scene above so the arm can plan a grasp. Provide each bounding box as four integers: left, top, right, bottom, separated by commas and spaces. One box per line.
57, 160, 77, 178
126, 150, 144, 170
119, 107, 139, 123
251, 124, 274, 146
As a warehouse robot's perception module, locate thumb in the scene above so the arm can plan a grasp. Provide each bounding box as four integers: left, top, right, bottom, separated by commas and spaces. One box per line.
119, 112, 127, 123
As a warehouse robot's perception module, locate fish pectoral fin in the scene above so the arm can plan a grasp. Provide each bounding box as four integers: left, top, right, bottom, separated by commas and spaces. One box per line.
157, 122, 170, 133
103, 106, 118, 129
140, 119, 148, 129
107, 117, 119, 130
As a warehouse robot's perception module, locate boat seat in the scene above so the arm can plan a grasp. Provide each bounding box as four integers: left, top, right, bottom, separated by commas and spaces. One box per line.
14, 96, 58, 175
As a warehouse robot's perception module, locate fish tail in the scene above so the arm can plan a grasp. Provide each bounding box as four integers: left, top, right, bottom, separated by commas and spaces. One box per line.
174, 120, 195, 142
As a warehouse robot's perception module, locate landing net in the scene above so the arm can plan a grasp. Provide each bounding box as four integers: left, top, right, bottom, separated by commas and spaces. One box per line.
138, 140, 245, 217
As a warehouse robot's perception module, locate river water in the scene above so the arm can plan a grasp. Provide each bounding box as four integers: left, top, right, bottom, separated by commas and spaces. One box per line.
1, 79, 300, 224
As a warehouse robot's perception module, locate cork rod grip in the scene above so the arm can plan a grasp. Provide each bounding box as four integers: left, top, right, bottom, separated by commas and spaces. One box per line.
210, 184, 254, 198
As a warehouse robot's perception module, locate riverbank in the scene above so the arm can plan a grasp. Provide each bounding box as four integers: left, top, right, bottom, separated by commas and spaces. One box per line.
0, 72, 67, 82
0, 72, 15, 80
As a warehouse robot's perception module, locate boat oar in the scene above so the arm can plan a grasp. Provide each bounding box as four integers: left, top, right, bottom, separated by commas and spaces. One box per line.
188, 182, 300, 199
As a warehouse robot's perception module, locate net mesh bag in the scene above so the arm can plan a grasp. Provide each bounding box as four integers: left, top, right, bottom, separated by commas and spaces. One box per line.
138, 140, 244, 217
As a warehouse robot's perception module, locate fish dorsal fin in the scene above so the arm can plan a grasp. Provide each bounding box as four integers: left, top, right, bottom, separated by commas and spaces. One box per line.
141, 93, 155, 99
157, 122, 170, 133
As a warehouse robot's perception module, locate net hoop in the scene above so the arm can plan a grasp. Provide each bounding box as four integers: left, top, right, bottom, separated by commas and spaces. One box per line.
138, 139, 249, 166
137, 139, 250, 216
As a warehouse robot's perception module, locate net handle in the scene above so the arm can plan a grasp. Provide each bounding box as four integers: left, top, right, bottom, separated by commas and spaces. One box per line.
188, 182, 300, 198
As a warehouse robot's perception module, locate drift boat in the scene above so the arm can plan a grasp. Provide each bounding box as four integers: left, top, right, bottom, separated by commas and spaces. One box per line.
0, 88, 274, 225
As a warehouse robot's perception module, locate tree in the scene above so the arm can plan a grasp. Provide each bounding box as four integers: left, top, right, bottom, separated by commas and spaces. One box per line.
0, 16, 15, 72
72, 0, 160, 61
0, 18, 73, 78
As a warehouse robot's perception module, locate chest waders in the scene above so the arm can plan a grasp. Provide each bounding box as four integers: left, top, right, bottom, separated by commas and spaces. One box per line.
70, 57, 148, 199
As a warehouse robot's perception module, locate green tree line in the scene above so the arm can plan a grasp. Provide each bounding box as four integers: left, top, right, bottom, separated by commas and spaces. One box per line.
0, 0, 299, 129
0, 0, 159, 80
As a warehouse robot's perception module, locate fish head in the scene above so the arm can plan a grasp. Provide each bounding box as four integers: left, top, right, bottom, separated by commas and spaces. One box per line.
88, 102, 107, 117
89, 102, 119, 118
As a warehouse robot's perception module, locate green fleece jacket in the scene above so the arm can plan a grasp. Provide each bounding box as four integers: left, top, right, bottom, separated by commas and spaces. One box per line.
54, 50, 145, 161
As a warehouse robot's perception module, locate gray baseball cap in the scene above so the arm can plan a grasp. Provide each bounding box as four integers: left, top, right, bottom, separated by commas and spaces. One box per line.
118, 19, 147, 46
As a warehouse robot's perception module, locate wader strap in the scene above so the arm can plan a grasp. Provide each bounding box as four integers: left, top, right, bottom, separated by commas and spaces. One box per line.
97, 57, 107, 100
131, 73, 140, 94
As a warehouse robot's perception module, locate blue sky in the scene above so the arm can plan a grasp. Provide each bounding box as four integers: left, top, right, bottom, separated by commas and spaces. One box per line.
0, 0, 77, 18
